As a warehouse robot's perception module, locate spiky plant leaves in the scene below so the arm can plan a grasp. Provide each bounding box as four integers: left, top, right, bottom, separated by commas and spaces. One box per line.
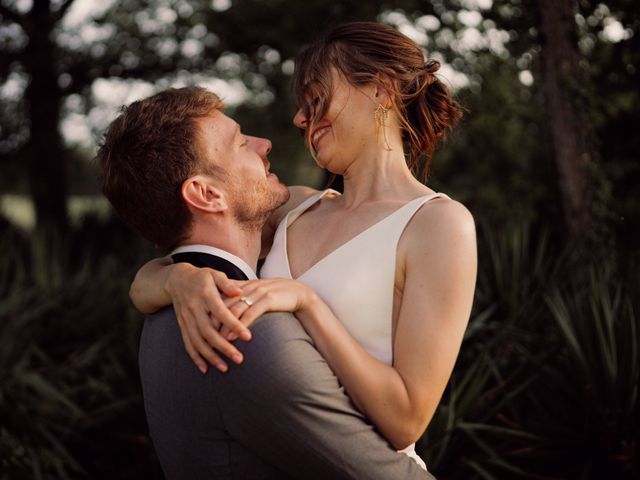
532, 268, 639, 478
419, 351, 494, 467
0, 219, 159, 479
420, 221, 638, 479
1, 214, 637, 479
474, 222, 561, 326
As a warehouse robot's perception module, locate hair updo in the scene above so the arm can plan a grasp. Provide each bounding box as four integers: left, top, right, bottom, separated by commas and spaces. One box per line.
294, 21, 463, 178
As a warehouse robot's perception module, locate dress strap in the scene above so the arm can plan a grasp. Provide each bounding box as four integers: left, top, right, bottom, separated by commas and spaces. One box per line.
286, 188, 338, 226
389, 192, 450, 235
412, 191, 448, 210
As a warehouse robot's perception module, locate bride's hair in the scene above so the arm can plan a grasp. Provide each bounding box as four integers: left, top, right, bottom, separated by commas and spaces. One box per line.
295, 21, 463, 178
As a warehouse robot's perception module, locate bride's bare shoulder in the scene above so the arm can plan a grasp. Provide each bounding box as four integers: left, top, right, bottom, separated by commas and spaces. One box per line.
404, 195, 476, 253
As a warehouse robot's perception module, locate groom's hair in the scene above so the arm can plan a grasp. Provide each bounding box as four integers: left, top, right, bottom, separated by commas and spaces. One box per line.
97, 87, 224, 250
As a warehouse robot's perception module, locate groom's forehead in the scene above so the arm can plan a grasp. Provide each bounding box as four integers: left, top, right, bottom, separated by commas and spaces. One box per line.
194, 111, 244, 170
197, 111, 238, 148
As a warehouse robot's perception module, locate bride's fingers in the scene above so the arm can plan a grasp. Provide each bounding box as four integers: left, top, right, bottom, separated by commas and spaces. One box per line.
233, 283, 290, 325
223, 296, 236, 308
178, 325, 208, 374
221, 295, 251, 316
211, 270, 243, 297
237, 295, 274, 330
220, 324, 231, 339
222, 287, 266, 339
202, 289, 251, 341
228, 280, 306, 333
177, 308, 230, 373
226, 295, 260, 339
231, 300, 249, 317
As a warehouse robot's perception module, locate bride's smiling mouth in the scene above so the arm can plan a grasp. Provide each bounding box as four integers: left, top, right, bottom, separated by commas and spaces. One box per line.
311, 126, 331, 148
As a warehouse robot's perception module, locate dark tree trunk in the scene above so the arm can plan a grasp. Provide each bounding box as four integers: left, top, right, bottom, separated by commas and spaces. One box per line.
23, 0, 69, 253
538, 0, 592, 238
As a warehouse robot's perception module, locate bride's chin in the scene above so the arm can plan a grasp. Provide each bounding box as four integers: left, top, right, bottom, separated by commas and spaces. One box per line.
313, 151, 333, 170
311, 154, 326, 168
321, 158, 347, 176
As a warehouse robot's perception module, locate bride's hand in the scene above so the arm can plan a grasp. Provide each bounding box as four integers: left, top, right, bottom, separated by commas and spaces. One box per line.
220, 278, 317, 338
165, 263, 253, 373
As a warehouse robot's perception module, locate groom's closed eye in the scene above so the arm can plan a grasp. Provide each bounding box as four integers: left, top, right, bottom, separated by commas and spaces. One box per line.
234, 125, 248, 148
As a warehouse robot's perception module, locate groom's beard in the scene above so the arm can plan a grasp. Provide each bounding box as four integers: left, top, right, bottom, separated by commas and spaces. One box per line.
226, 174, 288, 232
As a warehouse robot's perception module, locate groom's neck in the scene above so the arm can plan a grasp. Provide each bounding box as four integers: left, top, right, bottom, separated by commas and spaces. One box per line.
184, 222, 261, 271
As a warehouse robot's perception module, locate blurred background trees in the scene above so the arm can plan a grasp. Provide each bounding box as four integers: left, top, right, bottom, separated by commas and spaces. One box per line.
1, 0, 638, 250
1, 0, 638, 478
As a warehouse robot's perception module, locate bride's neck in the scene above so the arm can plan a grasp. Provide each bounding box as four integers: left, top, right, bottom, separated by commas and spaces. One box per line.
339, 150, 424, 207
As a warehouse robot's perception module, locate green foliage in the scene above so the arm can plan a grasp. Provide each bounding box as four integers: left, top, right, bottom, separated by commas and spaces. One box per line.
419, 222, 639, 479
3, 214, 636, 479
537, 269, 638, 477
0, 218, 160, 480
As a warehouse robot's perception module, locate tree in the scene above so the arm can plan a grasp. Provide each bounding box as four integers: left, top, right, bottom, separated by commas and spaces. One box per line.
538, 0, 592, 237
0, 0, 410, 243
1, 0, 75, 246
1, 0, 637, 253
437, 0, 637, 249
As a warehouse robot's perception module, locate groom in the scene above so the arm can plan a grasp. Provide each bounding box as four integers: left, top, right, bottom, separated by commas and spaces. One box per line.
97, 86, 432, 479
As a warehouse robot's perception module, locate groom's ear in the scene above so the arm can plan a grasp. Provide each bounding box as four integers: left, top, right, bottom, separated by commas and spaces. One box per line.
181, 175, 228, 214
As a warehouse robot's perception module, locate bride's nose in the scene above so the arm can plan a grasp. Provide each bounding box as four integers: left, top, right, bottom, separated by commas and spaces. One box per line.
293, 109, 308, 129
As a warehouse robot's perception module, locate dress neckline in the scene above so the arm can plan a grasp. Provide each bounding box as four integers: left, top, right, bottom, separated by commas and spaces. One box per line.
284, 190, 441, 280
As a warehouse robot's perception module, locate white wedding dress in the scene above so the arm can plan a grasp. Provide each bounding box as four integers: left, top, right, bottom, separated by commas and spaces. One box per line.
261, 188, 448, 471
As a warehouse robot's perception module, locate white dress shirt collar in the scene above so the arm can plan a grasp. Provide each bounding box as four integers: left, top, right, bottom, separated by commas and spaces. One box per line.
170, 244, 258, 280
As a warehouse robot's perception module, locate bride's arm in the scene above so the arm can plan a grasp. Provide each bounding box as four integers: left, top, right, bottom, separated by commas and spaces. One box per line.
130, 258, 254, 372
129, 186, 318, 314
129, 186, 317, 312
234, 200, 476, 449
128, 185, 319, 370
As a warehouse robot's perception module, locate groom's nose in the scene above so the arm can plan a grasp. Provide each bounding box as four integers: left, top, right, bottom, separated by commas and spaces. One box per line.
247, 136, 272, 158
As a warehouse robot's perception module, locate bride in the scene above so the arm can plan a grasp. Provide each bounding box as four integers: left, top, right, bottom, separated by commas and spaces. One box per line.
131, 21, 477, 470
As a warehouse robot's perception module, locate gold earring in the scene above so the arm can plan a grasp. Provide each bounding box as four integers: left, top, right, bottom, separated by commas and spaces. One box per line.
374, 104, 392, 151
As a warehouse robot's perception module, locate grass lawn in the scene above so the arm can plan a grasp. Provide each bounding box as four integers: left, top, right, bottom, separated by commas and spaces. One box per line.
1, 194, 112, 229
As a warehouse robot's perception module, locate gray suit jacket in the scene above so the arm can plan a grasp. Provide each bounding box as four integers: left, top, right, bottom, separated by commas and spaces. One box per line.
139, 252, 434, 479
